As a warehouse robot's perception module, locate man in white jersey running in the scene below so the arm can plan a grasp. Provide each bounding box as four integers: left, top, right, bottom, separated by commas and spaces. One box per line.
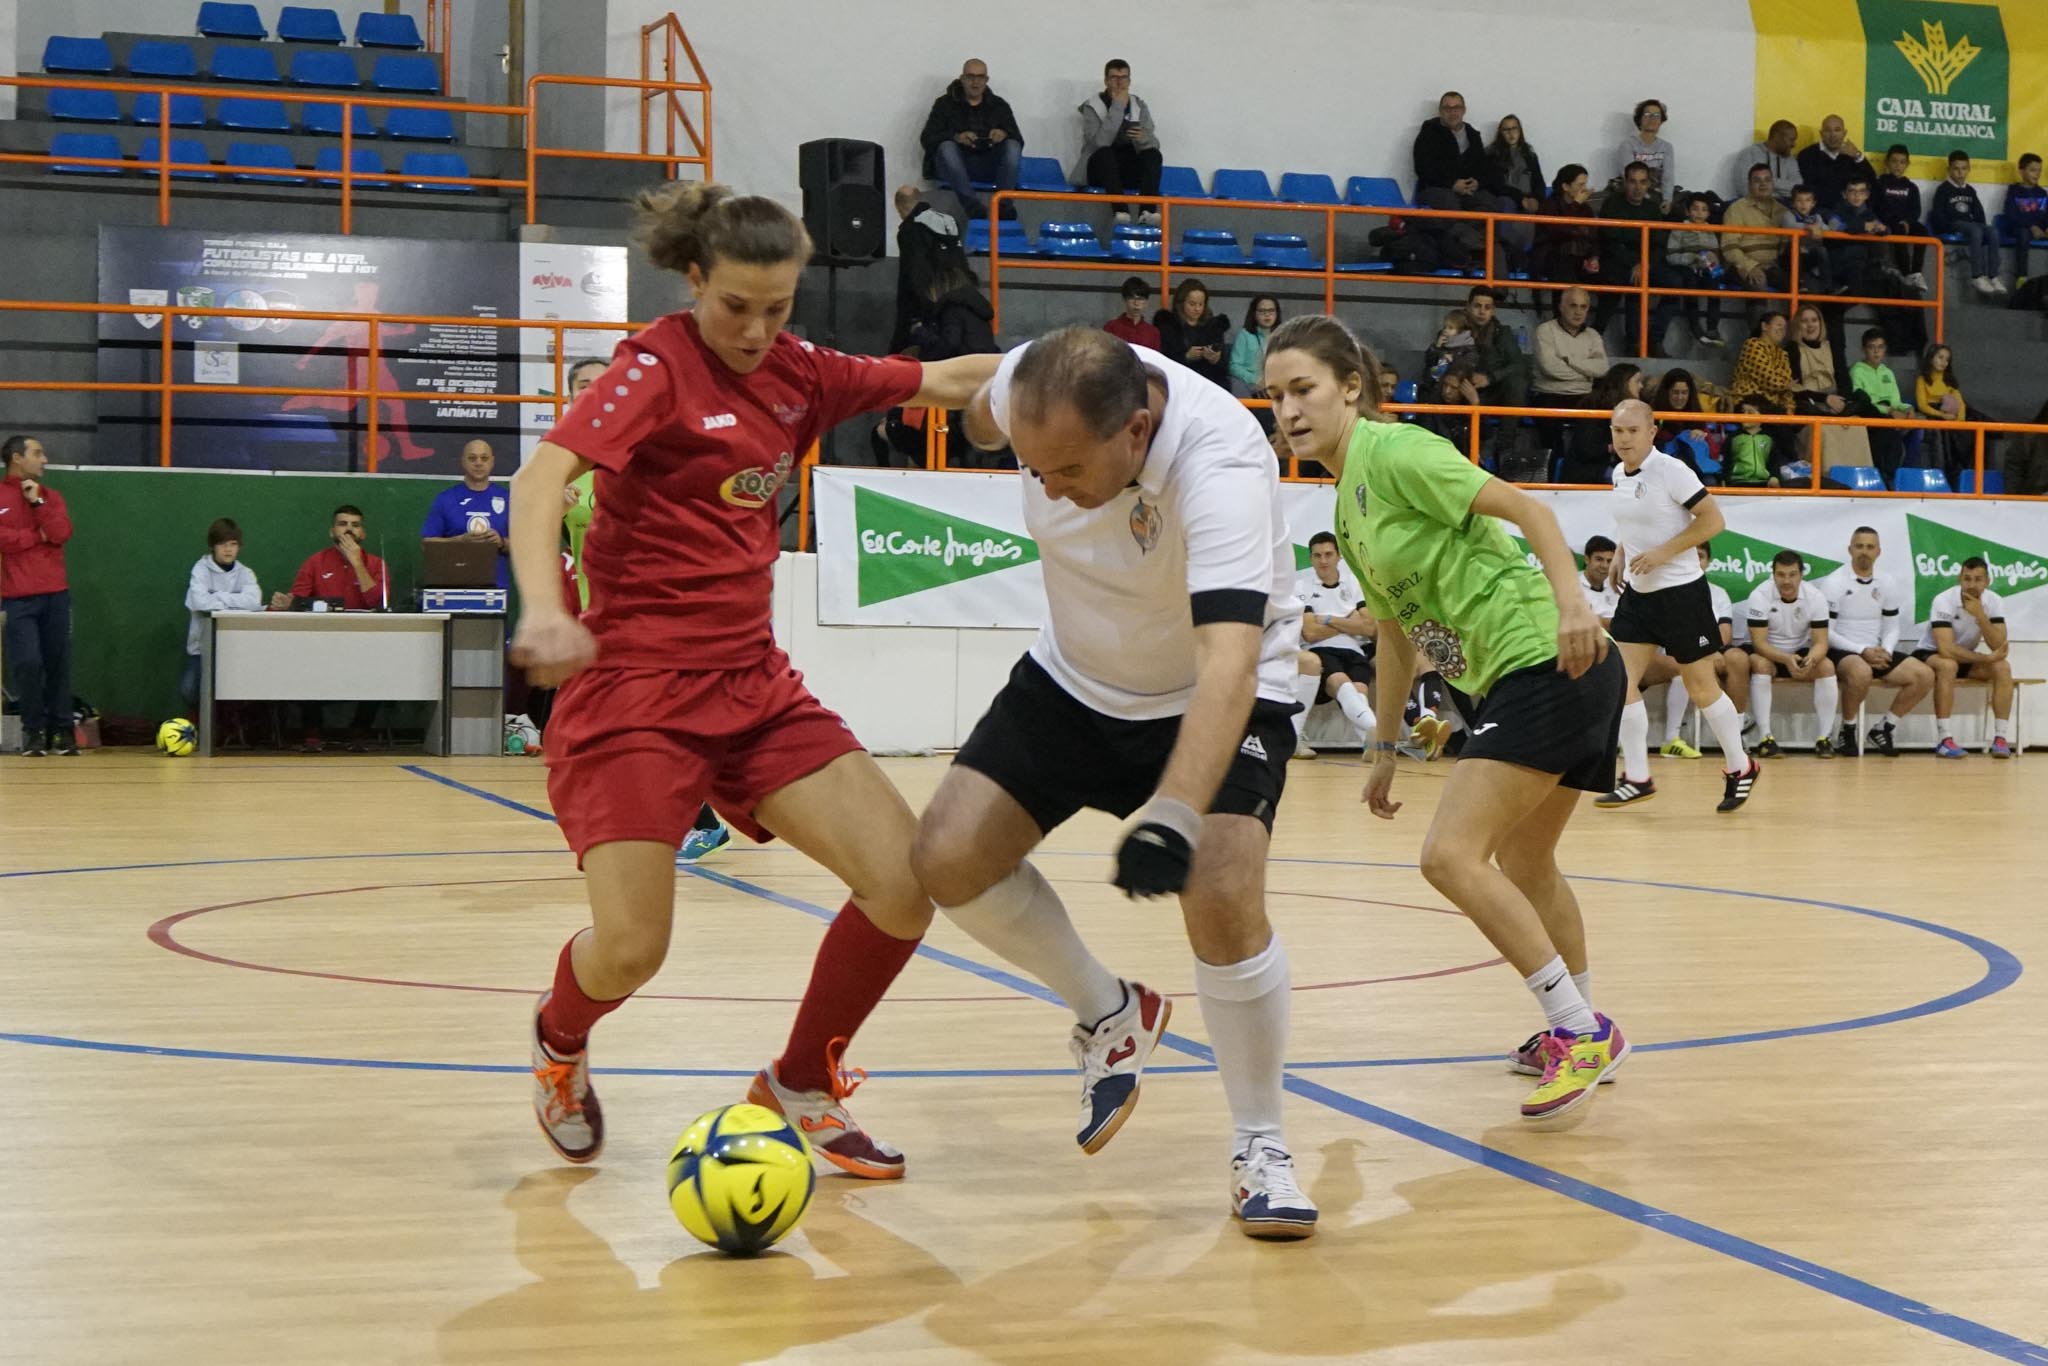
914, 326, 1316, 1239
1293, 531, 1377, 749
1742, 549, 1837, 757
1817, 526, 1934, 756
1912, 556, 2016, 758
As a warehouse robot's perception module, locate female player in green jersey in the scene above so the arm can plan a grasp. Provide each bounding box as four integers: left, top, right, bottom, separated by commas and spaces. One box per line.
1263, 315, 1629, 1123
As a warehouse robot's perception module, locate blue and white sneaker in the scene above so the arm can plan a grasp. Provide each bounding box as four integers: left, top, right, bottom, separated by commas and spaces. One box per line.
1232, 1137, 1318, 1240
1069, 981, 1170, 1154
677, 822, 733, 864
1934, 737, 1967, 760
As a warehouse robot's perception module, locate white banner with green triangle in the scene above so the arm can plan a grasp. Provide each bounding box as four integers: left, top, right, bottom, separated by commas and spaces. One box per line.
815, 470, 2048, 637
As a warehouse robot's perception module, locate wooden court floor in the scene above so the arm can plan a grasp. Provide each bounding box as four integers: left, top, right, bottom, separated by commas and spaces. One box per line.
2, 747, 2044, 1365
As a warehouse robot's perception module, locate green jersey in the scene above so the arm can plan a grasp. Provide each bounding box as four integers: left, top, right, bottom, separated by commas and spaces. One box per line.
564, 470, 596, 610
1331, 419, 1558, 696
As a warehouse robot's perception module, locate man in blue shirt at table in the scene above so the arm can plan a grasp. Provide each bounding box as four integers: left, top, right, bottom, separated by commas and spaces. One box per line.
421, 440, 509, 587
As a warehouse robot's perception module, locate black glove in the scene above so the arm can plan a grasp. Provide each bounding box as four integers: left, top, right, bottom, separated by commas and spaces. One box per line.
1111, 798, 1201, 899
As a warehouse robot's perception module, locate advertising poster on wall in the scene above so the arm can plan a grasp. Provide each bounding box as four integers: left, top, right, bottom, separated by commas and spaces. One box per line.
515, 242, 632, 461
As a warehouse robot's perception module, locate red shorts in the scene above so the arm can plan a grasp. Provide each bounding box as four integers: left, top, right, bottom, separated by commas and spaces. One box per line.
544, 649, 862, 862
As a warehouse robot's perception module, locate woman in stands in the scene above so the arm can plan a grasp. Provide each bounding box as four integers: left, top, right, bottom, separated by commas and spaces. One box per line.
1534, 164, 1600, 289
1486, 115, 1545, 266
1154, 278, 1231, 388
1263, 314, 1628, 1123
509, 182, 1001, 1174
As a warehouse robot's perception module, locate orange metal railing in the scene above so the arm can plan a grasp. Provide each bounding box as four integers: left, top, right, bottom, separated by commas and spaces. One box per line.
426, 0, 455, 104
986, 190, 1949, 347
640, 12, 713, 180
524, 74, 710, 222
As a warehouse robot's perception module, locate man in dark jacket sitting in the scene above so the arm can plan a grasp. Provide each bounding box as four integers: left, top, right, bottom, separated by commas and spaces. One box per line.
920, 58, 1024, 221
1412, 91, 1517, 269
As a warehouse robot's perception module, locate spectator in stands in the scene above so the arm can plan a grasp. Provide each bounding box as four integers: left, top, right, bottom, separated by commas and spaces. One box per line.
1412, 91, 1510, 270
1666, 192, 1729, 347
1598, 161, 1679, 354
1849, 328, 1913, 481
271, 504, 389, 751
913, 260, 997, 363
181, 517, 261, 714
1914, 343, 1970, 478
1733, 119, 1800, 200
1416, 309, 1480, 441
1785, 303, 1873, 470
1486, 115, 1546, 217
1463, 285, 1528, 408
1829, 175, 1889, 292
2003, 398, 2048, 495
1153, 278, 1230, 388
1928, 150, 2004, 298
1075, 59, 1162, 225
890, 186, 963, 352
1651, 369, 1712, 469
919, 58, 1023, 222
1915, 557, 2015, 759
1615, 99, 1676, 200
1534, 164, 1601, 287
1797, 115, 1875, 211
1872, 145, 1930, 291
1531, 289, 1609, 478
0, 435, 74, 756
1722, 165, 1797, 294
1103, 276, 1160, 349
1732, 311, 1796, 413
422, 439, 508, 588
1230, 295, 1281, 397
1743, 548, 1839, 759
1724, 399, 1780, 487
2010, 153, 2048, 279
1819, 526, 1933, 758
1785, 184, 1836, 293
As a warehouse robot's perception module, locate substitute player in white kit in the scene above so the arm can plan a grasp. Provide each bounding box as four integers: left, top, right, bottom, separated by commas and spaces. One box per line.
1593, 400, 1759, 812
1742, 550, 1837, 757
911, 326, 1316, 1240
1817, 527, 1934, 756
1293, 531, 1378, 750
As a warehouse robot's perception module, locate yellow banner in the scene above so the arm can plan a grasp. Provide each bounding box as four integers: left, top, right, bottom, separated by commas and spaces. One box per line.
1752, 0, 2047, 178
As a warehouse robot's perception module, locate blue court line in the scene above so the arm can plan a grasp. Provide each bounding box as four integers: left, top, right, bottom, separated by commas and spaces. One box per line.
0, 848, 563, 881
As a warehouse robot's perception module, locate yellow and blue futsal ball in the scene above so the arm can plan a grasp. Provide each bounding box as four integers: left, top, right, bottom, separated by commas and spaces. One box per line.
666, 1102, 814, 1255
156, 719, 198, 757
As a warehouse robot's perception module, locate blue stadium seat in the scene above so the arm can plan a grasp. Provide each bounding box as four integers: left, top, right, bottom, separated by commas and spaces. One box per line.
277, 7, 346, 44
383, 107, 455, 141
128, 41, 199, 78
1345, 175, 1407, 208
314, 146, 384, 178
1017, 156, 1070, 193
1210, 168, 1276, 202
196, 3, 268, 39
301, 102, 377, 137
1109, 224, 1162, 263
1249, 232, 1316, 269
211, 47, 282, 83
134, 93, 206, 128
290, 50, 359, 88
1335, 258, 1395, 273
964, 219, 1032, 256
372, 55, 441, 94
219, 97, 291, 132
1277, 172, 1339, 205
1157, 165, 1208, 200
1174, 228, 1246, 265
1891, 466, 1952, 494
400, 150, 475, 192
138, 136, 218, 180
1038, 222, 1110, 259
1390, 382, 1420, 421
356, 12, 426, 48
1826, 464, 1886, 491
49, 89, 121, 123
43, 36, 115, 74
227, 141, 307, 185
48, 132, 124, 176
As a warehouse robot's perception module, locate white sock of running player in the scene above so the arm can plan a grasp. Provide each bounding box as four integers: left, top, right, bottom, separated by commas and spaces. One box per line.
1571, 968, 1594, 1013
1333, 681, 1375, 742
1752, 676, 1774, 734
1290, 671, 1322, 737
1619, 699, 1651, 784
1525, 954, 1599, 1036
1814, 676, 1840, 737
1996, 718, 2012, 742
937, 861, 1125, 1027
1194, 936, 1290, 1155
1703, 694, 1748, 769
1662, 677, 1690, 745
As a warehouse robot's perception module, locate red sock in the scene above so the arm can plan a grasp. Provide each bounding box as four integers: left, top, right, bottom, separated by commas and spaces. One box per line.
775, 902, 920, 1092
538, 933, 629, 1055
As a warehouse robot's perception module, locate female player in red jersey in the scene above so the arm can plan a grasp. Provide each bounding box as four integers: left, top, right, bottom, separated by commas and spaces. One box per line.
509, 183, 1001, 1176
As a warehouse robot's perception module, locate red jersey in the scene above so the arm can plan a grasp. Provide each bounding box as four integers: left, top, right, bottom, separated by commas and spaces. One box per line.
290, 546, 389, 609
0, 476, 71, 599
543, 312, 920, 669
1104, 316, 1162, 350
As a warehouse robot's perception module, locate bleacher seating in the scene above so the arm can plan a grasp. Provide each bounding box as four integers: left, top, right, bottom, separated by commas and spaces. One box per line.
211, 47, 283, 84
1278, 173, 1340, 205
356, 13, 426, 49
372, 55, 442, 95
49, 90, 122, 123
401, 150, 474, 192
277, 7, 347, 45
1017, 156, 1071, 194
301, 102, 378, 137
1157, 165, 1208, 200
1249, 233, 1316, 270
1958, 470, 2005, 494
139, 135, 219, 180
1109, 224, 1163, 263
134, 93, 207, 127
1175, 229, 1246, 265
314, 145, 384, 178
1039, 223, 1110, 260
196, 3, 268, 40
384, 107, 455, 142
48, 132, 124, 175
128, 41, 200, 79
220, 97, 292, 133
1210, 168, 1276, 202
1826, 465, 1885, 491
1345, 176, 1407, 208
226, 141, 306, 185
290, 51, 361, 89
1892, 466, 1952, 494
43, 37, 116, 75
965, 219, 1032, 257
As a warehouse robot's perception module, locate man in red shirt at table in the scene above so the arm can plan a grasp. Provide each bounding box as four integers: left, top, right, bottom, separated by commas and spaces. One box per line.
267, 503, 388, 751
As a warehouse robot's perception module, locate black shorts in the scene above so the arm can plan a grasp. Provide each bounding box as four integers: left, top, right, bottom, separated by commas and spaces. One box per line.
1735, 643, 1825, 679
954, 654, 1295, 835
1609, 578, 1722, 664
1310, 646, 1372, 694
1460, 649, 1626, 793
1911, 648, 1994, 679
1827, 647, 1909, 676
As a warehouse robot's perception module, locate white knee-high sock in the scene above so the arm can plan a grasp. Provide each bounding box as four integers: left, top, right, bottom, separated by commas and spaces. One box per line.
1194, 936, 1290, 1155
1333, 681, 1375, 743
1571, 968, 1594, 1014
1662, 677, 1690, 745
1814, 675, 1840, 736
1619, 699, 1651, 783
1290, 671, 1321, 737
1752, 675, 1774, 734
938, 862, 1125, 1026
1703, 694, 1748, 768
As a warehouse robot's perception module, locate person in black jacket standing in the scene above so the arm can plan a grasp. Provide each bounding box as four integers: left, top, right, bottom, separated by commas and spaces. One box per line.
920, 59, 1024, 221
1413, 92, 1514, 271
890, 186, 964, 352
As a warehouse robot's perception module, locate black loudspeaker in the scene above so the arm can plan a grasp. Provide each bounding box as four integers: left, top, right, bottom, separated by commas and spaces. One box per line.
799, 138, 886, 262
